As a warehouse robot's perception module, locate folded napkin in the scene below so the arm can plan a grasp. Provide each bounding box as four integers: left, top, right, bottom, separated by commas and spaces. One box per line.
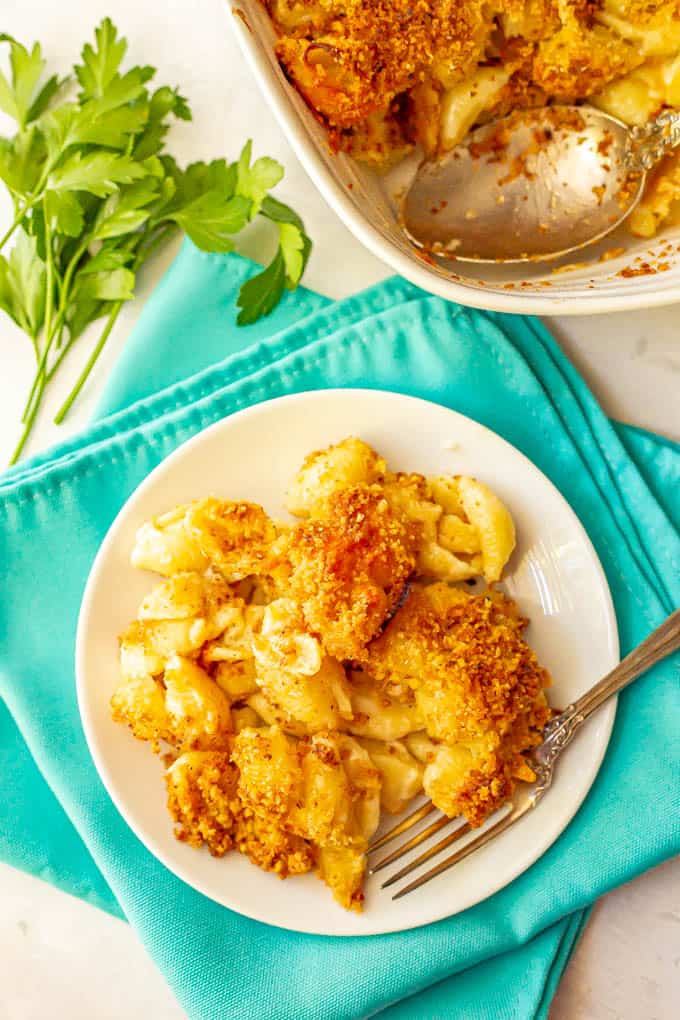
1, 241, 678, 1020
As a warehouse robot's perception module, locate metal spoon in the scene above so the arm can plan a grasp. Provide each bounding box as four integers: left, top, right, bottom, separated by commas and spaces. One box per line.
403, 106, 680, 263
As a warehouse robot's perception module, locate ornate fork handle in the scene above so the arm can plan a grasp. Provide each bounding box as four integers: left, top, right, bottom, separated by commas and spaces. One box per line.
626, 110, 680, 172
375, 608, 680, 900
533, 607, 680, 793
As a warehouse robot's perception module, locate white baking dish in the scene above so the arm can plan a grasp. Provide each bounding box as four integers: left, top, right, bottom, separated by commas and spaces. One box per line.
227, 1, 680, 315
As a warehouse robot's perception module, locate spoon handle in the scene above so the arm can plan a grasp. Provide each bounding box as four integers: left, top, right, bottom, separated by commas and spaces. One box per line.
627, 110, 680, 172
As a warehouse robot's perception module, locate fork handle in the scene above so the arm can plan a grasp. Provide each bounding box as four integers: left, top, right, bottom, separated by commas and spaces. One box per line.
387, 608, 680, 899
547, 607, 680, 737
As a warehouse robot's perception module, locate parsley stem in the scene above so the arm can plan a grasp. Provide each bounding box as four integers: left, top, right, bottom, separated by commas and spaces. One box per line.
21, 331, 53, 421
139, 222, 177, 260
0, 212, 25, 252
21, 362, 43, 424
44, 325, 74, 384
21, 320, 60, 425
21, 328, 55, 423
0, 157, 56, 252
54, 302, 122, 424
9, 367, 48, 465
49, 228, 174, 425
20, 322, 60, 425
40, 199, 55, 383
0, 198, 37, 251
21, 237, 89, 421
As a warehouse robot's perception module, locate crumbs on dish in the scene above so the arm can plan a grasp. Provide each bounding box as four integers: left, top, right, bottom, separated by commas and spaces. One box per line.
263, 0, 680, 239
111, 437, 552, 911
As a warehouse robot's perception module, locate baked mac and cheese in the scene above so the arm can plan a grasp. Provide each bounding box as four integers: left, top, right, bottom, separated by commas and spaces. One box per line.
111, 436, 552, 911
263, 0, 680, 238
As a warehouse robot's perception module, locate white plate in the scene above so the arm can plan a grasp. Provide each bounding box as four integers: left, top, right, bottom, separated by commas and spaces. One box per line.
226, 1, 680, 315
77, 390, 618, 936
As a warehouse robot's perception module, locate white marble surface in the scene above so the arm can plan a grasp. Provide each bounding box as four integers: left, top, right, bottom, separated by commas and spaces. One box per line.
1, 1, 679, 1017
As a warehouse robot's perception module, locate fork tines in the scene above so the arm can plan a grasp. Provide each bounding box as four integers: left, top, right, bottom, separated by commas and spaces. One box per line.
371, 813, 467, 877
368, 799, 472, 895
369, 798, 523, 899
368, 799, 437, 855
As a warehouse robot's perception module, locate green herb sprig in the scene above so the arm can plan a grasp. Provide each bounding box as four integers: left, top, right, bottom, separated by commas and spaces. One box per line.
0, 19, 312, 464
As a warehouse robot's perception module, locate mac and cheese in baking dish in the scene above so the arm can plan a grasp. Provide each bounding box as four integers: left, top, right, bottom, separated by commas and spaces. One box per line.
263, 0, 680, 238
111, 437, 552, 911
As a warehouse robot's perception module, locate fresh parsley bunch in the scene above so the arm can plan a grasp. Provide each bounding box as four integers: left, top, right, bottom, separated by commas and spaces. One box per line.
0, 19, 311, 463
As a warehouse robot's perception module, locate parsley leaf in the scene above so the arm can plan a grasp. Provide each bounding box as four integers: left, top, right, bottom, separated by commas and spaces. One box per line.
40, 75, 152, 158
69, 94, 149, 150
77, 247, 133, 275
65, 294, 106, 342
47, 151, 146, 196
259, 194, 312, 287
39, 104, 78, 161
259, 194, 306, 232
236, 250, 287, 326
236, 140, 284, 216
0, 126, 46, 196
133, 86, 191, 160
0, 254, 14, 321
74, 266, 136, 301
0, 34, 51, 130
162, 159, 237, 212
0, 230, 46, 338
25, 72, 64, 123
167, 193, 252, 252
74, 17, 127, 100
44, 191, 84, 237
278, 222, 306, 286
93, 179, 159, 239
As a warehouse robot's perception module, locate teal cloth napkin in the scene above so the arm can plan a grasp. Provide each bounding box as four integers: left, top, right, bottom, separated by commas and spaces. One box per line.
1, 240, 679, 1020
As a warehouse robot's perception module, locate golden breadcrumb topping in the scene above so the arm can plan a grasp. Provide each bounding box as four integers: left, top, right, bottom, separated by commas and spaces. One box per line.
266, 0, 650, 145
131, 499, 275, 580
111, 672, 174, 744
111, 655, 233, 751
280, 485, 420, 660
231, 725, 304, 819
273, 0, 491, 128
264, 0, 680, 237
532, 22, 639, 98
367, 582, 551, 824
186, 499, 277, 580
167, 749, 316, 874
368, 583, 550, 739
234, 806, 316, 876
166, 751, 239, 855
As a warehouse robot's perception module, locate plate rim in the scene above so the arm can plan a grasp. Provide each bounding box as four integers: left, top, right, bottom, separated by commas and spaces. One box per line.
76, 388, 619, 936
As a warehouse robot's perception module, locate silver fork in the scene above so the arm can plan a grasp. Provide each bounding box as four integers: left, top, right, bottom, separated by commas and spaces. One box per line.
370, 607, 680, 900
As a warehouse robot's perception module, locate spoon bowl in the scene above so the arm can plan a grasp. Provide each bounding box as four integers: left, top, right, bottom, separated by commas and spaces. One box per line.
403, 106, 645, 263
